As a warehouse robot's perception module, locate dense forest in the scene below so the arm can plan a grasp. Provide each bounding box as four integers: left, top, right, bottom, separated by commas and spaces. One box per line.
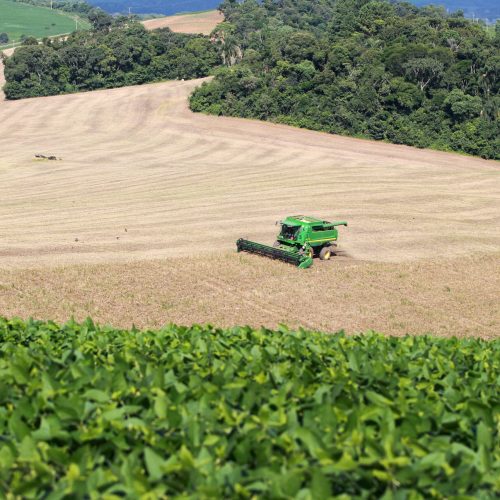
3, 14, 219, 99
190, 0, 499, 159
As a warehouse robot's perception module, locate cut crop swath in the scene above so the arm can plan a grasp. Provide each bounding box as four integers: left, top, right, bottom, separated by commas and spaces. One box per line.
0, 318, 498, 498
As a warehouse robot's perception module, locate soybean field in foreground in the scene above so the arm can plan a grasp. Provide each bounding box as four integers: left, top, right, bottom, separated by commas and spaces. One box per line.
0, 317, 498, 498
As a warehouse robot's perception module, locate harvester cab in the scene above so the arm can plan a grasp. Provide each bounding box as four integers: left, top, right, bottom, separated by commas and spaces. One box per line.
236, 215, 347, 269
278, 223, 301, 241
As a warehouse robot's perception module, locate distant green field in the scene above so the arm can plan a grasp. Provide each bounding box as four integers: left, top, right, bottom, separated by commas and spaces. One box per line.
0, 0, 88, 45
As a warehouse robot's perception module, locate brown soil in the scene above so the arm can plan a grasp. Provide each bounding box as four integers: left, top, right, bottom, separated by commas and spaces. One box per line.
0, 78, 498, 337
142, 10, 223, 35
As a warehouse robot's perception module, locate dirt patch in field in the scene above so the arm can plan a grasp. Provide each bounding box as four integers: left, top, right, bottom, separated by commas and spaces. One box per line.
142, 10, 223, 35
0, 79, 498, 336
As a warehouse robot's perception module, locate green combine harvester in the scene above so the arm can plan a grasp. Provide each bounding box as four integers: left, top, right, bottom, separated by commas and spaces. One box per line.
236, 215, 348, 269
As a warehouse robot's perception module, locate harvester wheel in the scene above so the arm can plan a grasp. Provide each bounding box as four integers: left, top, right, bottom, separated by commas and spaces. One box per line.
308, 247, 314, 259
319, 247, 332, 261
273, 241, 280, 248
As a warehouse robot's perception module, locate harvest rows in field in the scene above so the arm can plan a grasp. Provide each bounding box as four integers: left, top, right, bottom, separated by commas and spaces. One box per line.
0, 318, 498, 497
142, 10, 223, 35
0, 63, 498, 337
0, 79, 498, 269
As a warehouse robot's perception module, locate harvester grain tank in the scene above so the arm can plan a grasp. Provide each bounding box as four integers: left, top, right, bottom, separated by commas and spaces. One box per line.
236, 215, 347, 269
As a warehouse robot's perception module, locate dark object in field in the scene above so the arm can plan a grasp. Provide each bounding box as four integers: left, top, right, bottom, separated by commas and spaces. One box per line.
35, 154, 61, 161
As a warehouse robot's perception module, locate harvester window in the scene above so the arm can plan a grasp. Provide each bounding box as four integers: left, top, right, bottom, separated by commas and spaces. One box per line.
280, 225, 300, 240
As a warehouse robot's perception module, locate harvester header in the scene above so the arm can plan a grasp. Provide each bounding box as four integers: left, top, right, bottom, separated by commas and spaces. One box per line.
236, 215, 347, 269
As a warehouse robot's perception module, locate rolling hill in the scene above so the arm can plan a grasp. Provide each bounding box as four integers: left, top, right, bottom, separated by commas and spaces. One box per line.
0, 77, 498, 336
0, 6, 498, 337
142, 10, 223, 35
0, 0, 88, 45
0, 7, 497, 497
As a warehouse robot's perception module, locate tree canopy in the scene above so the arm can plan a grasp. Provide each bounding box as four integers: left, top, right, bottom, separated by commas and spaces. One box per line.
3, 20, 220, 99
189, 0, 499, 159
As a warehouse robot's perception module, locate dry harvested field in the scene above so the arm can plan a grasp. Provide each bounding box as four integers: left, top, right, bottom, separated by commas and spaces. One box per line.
0, 76, 498, 337
1, 253, 498, 338
142, 10, 223, 35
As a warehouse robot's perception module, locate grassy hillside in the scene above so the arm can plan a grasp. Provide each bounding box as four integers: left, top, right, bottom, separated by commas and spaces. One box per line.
0, 0, 88, 45
0, 317, 498, 497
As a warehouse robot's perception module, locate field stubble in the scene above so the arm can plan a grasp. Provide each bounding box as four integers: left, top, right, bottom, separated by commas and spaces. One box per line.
0, 77, 498, 336
142, 10, 224, 35
0, 252, 498, 338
